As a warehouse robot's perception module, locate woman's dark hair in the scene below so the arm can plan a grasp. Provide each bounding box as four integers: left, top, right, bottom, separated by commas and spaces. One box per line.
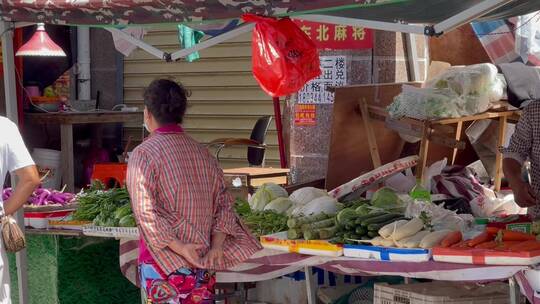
143, 79, 189, 124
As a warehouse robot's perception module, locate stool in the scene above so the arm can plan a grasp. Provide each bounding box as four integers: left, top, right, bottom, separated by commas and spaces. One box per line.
91, 163, 128, 188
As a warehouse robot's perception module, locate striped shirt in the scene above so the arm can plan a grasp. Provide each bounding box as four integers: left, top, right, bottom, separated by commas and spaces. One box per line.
126, 125, 262, 275
502, 102, 540, 217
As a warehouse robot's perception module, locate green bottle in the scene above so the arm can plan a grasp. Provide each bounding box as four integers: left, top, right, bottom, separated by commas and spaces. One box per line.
410, 179, 431, 202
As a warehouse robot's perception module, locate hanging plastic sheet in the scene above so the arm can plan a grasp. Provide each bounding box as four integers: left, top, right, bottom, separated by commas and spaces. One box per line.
515, 11, 540, 66
178, 25, 204, 62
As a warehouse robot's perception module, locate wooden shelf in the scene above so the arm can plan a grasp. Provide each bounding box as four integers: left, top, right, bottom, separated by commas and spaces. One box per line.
361, 103, 520, 192
25, 110, 143, 125
25, 228, 83, 237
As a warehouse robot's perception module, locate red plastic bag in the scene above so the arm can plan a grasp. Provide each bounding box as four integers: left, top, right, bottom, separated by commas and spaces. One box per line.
243, 14, 321, 97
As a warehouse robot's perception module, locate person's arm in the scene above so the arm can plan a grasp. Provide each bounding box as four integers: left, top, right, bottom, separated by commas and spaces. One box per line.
4, 120, 40, 215
4, 166, 40, 216
503, 158, 535, 207
502, 106, 535, 207
202, 171, 236, 267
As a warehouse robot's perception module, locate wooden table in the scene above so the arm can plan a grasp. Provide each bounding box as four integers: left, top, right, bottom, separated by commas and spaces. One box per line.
25, 111, 143, 192
359, 101, 520, 191
223, 167, 289, 189
25, 228, 83, 237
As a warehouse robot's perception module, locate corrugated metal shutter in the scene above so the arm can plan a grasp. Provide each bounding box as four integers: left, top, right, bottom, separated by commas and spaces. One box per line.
123, 27, 279, 168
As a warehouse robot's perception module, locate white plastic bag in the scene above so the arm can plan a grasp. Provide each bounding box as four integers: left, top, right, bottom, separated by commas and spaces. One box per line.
389, 63, 505, 120
388, 85, 461, 120
423, 158, 447, 190
470, 191, 527, 217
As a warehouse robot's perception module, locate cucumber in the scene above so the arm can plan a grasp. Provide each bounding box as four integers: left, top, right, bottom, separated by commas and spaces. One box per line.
361, 213, 402, 227
287, 228, 303, 240
353, 212, 387, 225
367, 231, 379, 238
328, 236, 344, 244
367, 217, 406, 232
287, 213, 330, 229
355, 227, 367, 236
303, 230, 320, 240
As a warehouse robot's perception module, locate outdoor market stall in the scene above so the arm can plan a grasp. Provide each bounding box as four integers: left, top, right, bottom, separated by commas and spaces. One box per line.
1, 1, 540, 304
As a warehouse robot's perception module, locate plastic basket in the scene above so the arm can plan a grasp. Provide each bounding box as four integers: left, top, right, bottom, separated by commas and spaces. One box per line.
82, 225, 139, 239
373, 282, 509, 304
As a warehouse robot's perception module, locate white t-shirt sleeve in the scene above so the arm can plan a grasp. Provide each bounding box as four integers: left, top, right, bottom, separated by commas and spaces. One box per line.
6, 121, 34, 172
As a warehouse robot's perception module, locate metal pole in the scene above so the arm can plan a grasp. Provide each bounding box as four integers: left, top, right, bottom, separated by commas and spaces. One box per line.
105, 28, 166, 60
304, 266, 317, 304
404, 33, 420, 82
432, 0, 514, 35
1, 21, 29, 304
77, 27, 91, 100
294, 14, 425, 35
272, 97, 287, 168
170, 23, 255, 61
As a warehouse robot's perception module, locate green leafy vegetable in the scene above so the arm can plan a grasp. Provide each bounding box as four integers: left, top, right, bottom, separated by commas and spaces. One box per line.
234, 198, 287, 237
74, 185, 133, 228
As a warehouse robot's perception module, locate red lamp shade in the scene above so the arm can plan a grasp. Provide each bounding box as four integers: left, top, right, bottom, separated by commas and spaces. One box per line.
16, 23, 66, 57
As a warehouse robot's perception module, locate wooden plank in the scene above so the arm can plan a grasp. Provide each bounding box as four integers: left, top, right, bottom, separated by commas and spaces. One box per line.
25, 111, 143, 125
434, 110, 516, 125
494, 115, 508, 192
327, 84, 412, 190
60, 124, 74, 193
222, 167, 289, 176
25, 228, 83, 237
359, 98, 382, 168
385, 118, 423, 138
416, 121, 431, 180
452, 121, 463, 165
250, 176, 288, 187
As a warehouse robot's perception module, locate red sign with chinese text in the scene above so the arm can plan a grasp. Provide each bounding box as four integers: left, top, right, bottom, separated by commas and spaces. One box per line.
294, 104, 317, 126
293, 20, 373, 50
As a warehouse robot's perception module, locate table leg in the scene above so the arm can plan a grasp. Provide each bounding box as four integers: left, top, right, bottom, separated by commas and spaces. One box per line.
494, 116, 508, 192
60, 124, 75, 192
359, 98, 382, 169
416, 122, 431, 180
305, 266, 317, 304
508, 277, 520, 304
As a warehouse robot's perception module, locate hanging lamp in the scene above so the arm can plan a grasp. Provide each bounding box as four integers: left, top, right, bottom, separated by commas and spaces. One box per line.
16, 23, 66, 57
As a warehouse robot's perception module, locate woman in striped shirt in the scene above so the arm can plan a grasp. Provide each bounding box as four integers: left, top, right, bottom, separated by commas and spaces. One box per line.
127, 79, 262, 304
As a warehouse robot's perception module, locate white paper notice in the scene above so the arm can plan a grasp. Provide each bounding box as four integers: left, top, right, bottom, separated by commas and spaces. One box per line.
297, 55, 347, 104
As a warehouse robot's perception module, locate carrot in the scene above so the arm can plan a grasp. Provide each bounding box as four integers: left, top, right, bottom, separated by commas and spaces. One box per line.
467, 232, 493, 247
486, 227, 500, 235
474, 241, 498, 249
441, 231, 462, 247
494, 241, 522, 251
450, 240, 470, 249
499, 230, 535, 242
509, 240, 540, 252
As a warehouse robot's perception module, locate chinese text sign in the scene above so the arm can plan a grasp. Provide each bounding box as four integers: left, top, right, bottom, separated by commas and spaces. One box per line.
297, 56, 347, 104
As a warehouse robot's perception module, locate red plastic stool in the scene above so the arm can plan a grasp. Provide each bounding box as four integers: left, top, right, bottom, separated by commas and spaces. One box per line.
91, 163, 128, 188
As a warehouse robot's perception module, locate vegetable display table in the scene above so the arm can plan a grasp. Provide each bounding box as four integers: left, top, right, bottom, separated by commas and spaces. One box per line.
25, 111, 143, 192
359, 102, 520, 191
19, 228, 533, 304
